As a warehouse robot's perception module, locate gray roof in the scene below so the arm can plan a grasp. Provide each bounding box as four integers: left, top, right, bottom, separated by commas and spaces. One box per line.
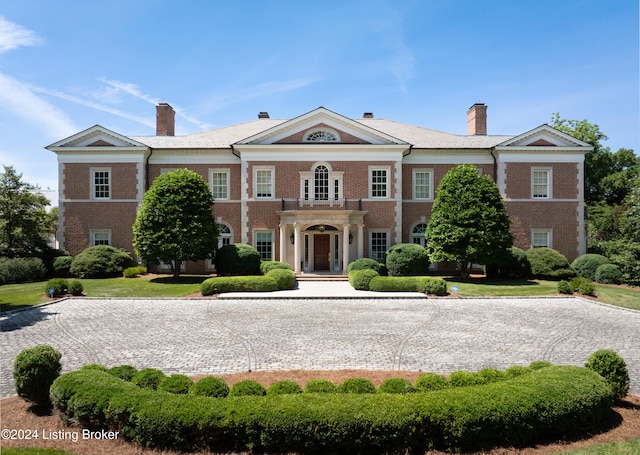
130, 117, 513, 150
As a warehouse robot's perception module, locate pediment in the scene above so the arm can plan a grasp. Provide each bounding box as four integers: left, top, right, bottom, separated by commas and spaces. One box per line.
497, 124, 592, 148
235, 107, 407, 146
46, 125, 148, 149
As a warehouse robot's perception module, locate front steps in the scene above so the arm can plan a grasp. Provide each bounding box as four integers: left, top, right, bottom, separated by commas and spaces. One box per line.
296, 273, 349, 282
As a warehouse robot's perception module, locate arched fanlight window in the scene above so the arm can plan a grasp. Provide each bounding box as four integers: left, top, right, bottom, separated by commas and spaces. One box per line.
218, 223, 232, 248
305, 130, 339, 142
314, 165, 329, 200
411, 223, 427, 247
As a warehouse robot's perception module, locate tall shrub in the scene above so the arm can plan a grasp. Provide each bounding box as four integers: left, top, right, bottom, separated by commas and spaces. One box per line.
525, 247, 575, 280
69, 245, 133, 278
214, 243, 261, 276
385, 243, 430, 276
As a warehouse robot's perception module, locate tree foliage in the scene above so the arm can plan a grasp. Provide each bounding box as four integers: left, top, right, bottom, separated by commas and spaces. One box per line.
133, 169, 218, 279
0, 165, 51, 258
426, 165, 512, 278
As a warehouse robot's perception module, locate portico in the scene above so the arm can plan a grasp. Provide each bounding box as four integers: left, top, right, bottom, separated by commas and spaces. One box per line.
278, 210, 367, 273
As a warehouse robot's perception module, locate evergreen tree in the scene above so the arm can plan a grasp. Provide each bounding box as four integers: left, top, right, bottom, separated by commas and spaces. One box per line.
426, 165, 512, 278
133, 169, 218, 279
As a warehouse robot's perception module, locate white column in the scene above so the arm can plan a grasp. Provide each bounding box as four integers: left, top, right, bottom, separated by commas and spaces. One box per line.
294, 223, 301, 273
342, 224, 350, 273
357, 223, 364, 258
279, 224, 286, 263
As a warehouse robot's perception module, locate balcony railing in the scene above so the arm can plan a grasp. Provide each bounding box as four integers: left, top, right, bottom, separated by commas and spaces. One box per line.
280, 198, 363, 211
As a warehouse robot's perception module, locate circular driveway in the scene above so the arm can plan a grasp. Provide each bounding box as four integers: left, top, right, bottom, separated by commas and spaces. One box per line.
1, 296, 639, 397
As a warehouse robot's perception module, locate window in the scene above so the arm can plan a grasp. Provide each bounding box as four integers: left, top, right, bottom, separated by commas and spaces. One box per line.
411, 223, 427, 247
90, 230, 111, 246
370, 231, 389, 262
304, 129, 339, 142
210, 170, 229, 200
413, 170, 433, 200
314, 165, 329, 200
217, 224, 232, 248
532, 168, 551, 199
255, 231, 274, 261
532, 229, 552, 248
255, 168, 273, 198
91, 169, 110, 199
370, 167, 389, 198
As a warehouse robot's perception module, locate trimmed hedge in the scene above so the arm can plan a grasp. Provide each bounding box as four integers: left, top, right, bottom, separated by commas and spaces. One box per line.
337, 378, 376, 394
385, 243, 430, 276
13, 345, 62, 407
213, 243, 261, 276
50, 365, 614, 453
304, 379, 337, 393
525, 247, 576, 280
266, 268, 296, 290
378, 378, 416, 394
123, 266, 147, 278
201, 275, 279, 295
158, 374, 193, 394
268, 380, 303, 395
0, 257, 47, 284
229, 379, 266, 397
131, 368, 166, 390
108, 365, 138, 382
190, 377, 229, 398
367, 276, 447, 296
260, 261, 293, 273
348, 269, 379, 290
347, 258, 388, 275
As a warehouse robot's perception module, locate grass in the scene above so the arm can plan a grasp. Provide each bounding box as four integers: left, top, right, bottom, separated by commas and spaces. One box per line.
556, 438, 640, 454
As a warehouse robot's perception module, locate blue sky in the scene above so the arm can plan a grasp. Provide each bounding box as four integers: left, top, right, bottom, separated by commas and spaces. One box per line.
1, 0, 638, 207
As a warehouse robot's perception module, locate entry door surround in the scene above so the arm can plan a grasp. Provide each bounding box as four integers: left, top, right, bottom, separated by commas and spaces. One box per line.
313, 234, 330, 270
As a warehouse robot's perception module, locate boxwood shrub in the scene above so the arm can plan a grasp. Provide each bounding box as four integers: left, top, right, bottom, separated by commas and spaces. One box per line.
595, 263, 623, 284
385, 243, 430, 276
68, 280, 84, 296
260, 260, 293, 273
131, 368, 166, 390
158, 374, 193, 394
266, 268, 296, 290
571, 254, 610, 281
304, 379, 337, 393
347, 257, 387, 275
525, 247, 575, 280
0, 257, 47, 284
201, 275, 279, 295
367, 276, 447, 296
213, 243, 261, 276
268, 380, 303, 395
45, 278, 69, 297
585, 349, 630, 399
108, 365, 138, 381
123, 266, 147, 278
378, 378, 416, 394
415, 373, 448, 391
69, 245, 133, 278
13, 345, 62, 407
50, 365, 614, 453
189, 377, 229, 398
348, 269, 379, 290
229, 379, 266, 397
53, 255, 74, 277
337, 378, 376, 394
570, 277, 595, 296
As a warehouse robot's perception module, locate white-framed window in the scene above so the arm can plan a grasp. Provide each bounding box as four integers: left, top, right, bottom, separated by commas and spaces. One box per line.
91, 168, 110, 199
532, 168, 551, 199
217, 223, 233, 248
369, 230, 389, 262
254, 230, 274, 261
314, 165, 329, 200
254, 167, 274, 199
300, 163, 343, 204
410, 223, 427, 247
370, 167, 389, 198
532, 229, 552, 248
90, 229, 111, 246
413, 169, 433, 200
304, 129, 340, 142
210, 169, 230, 200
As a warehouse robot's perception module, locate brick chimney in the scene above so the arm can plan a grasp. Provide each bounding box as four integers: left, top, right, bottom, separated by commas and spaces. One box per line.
156, 103, 175, 136
467, 103, 487, 136
363, 112, 374, 118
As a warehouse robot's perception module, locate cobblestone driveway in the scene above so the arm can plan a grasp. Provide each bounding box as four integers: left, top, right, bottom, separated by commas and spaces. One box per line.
1, 297, 639, 397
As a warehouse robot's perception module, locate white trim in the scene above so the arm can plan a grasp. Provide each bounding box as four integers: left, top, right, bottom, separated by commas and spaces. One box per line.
149, 150, 239, 165
304, 128, 341, 142
531, 228, 553, 249
369, 165, 390, 199
403, 151, 494, 165
90, 167, 111, 200
209, 168, 230, 201
253, 229, 275, 261
412, 168, 434, 200
90, 229, 111, 246
237, 145, 407, 162
253, 166, 275, 199
60, 199, 139, 203
496, 152, 585, 163
57, 153, 146, 164
369, 229, 390, 262
532, 167, 552, 199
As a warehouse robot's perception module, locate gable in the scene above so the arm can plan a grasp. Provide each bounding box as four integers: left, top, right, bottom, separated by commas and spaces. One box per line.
46, 125, 148, 150
235, 107, 407, 146
497, 124, 592, 148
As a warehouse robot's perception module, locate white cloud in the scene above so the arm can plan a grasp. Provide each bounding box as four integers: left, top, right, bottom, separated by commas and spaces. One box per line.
0, 16, 43, 53
0, 72, 77, 138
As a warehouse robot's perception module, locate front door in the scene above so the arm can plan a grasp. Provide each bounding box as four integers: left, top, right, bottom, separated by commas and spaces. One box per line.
313, 235, 330, 271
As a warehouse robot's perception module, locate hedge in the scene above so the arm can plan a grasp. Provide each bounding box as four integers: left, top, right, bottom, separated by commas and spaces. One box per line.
0, 257, 47, 284
385, 243, 430, 276
346, 258, 388, 275
367, 276, 447, 296
525, 247, 575, 280
201, 275, 279, 295
266, 268, 296, 290
348, 269, 379, 290
571, 254, 610, 281
260, 261, 293, 273
50, 365, 614, 453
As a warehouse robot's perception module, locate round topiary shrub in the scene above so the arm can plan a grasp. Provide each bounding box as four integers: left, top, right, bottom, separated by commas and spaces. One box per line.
595, 263, 623, 284
266, 268, 296, 290
304, 379, 337, 393
415, 373, 448, 391
214, 243, 261, 276
585, 349, 629, 399
347, 258, 388, 275
53, 256, 74, 277
477, 368, 505, 383
68, 280, 84, 296
229, 379, 267, 397
571, 254, 610, 281
131, 368, 167, 390
385, 243, 430, 276
348, 269, 379, 290
158, 374, 193, 394
558, 280, 572, 294
447, 371, 486, 387
69, 245, 133, 278
525, 247, 575, 280
268, 380, 303, 395
337, 378, 376, 394
108, 365, 138, 381
13, 345, 62, 407
45, 278, 69, 297
81, 363, 108, 371
378, 378, 416, 394
190, 377, 230, 398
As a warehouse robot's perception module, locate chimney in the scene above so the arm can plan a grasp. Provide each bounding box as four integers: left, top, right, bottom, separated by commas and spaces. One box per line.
258, 111, 270, 119
363, 112, 374, 118
156, 103, 175, 136
467, 103, 487, 135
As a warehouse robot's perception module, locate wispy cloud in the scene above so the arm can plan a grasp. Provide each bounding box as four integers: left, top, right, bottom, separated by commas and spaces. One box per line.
99, 77, 213, 130
0, 16, 43, 53
0, 72, 77, 138
203, 78, 320, 113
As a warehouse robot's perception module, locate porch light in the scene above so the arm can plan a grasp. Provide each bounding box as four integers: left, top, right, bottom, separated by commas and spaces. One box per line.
319, 224, 325, 232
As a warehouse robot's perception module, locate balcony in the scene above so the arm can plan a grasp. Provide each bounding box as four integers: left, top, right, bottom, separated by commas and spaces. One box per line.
280, 198, 363, 211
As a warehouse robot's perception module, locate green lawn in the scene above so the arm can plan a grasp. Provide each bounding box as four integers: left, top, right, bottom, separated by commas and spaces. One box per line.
555, 438, 640, 454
